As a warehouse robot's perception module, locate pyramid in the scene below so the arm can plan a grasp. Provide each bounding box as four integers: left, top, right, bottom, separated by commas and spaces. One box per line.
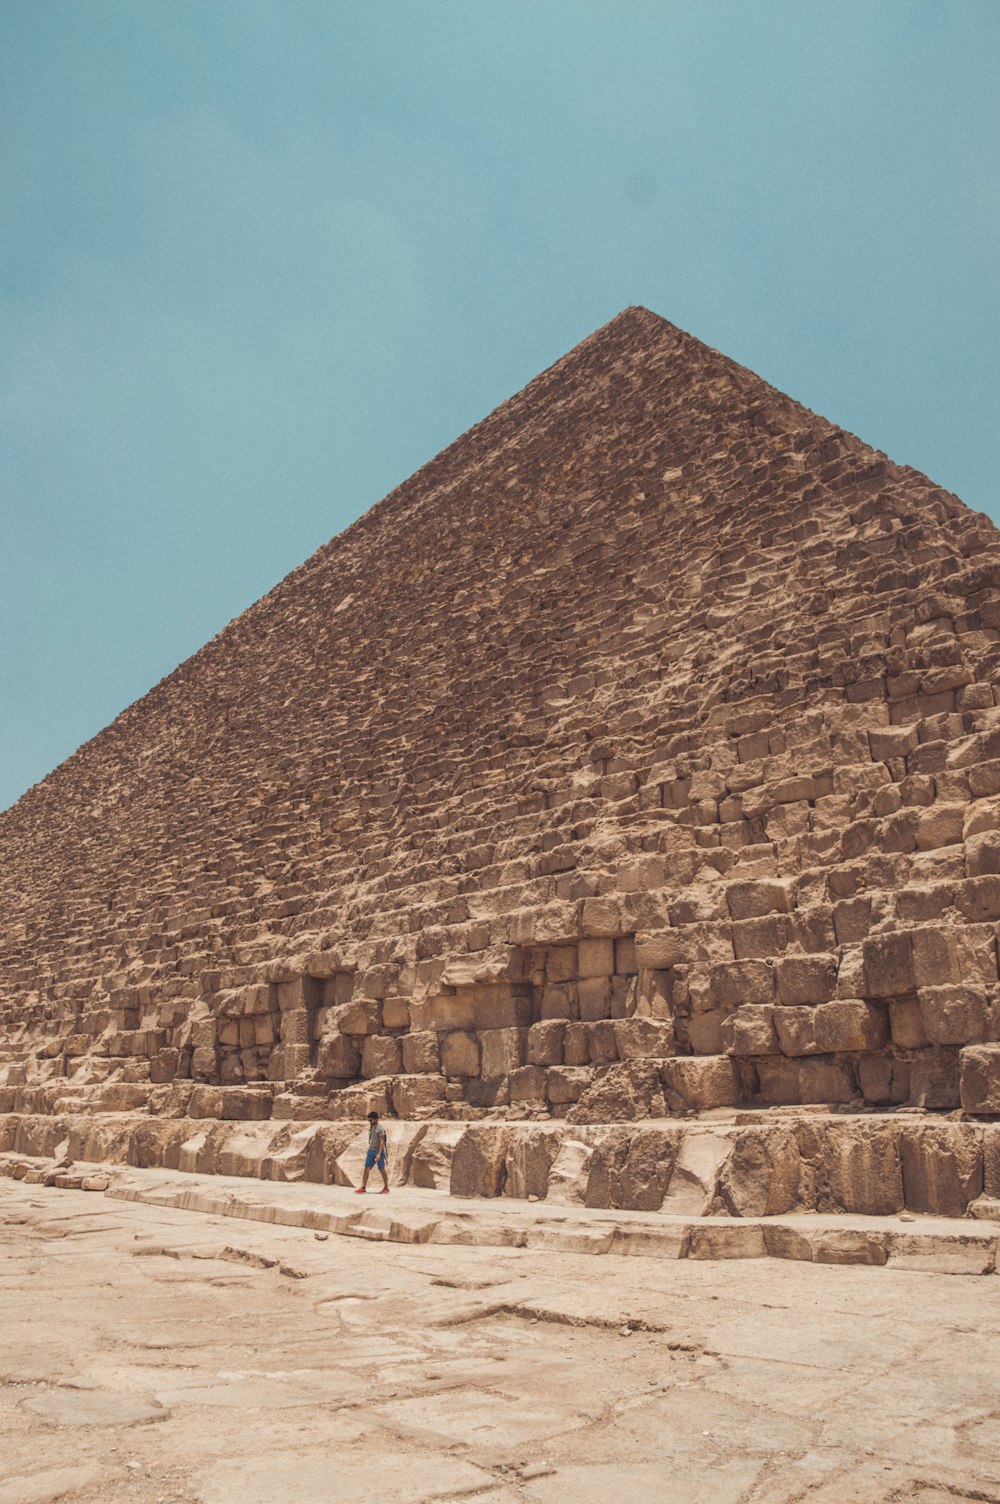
4, 306, 1000, 1217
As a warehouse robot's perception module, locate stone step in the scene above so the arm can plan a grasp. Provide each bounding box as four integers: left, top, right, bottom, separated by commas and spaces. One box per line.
4, 1158, 996, 1275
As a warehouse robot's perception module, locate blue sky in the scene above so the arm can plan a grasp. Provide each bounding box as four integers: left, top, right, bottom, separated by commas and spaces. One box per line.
2, 1, 998, 812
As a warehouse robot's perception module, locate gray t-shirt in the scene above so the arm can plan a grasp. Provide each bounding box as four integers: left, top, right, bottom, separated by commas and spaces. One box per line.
368, 1122, 387, 1154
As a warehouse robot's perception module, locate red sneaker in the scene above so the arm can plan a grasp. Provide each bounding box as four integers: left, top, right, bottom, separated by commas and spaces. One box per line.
354, 1186, 366, 1194
379, 1186, 390, 1195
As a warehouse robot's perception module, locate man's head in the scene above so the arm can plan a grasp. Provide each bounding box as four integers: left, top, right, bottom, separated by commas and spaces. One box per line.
367, 1111, 379, 1123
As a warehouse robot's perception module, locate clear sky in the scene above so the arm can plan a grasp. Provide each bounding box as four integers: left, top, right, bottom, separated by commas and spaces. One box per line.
2, 1, 998, 813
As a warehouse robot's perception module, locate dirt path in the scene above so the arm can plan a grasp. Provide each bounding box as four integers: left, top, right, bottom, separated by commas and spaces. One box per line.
2, 1178, 999, 1503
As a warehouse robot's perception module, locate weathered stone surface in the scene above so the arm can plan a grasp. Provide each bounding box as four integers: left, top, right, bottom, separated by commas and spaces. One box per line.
4, 302, 1000, 1220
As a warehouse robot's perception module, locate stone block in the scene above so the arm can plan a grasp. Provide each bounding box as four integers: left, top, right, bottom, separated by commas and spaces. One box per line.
725, 879, 794, 920
440, 1030, 481, 1077
314, 1033, 359, 1079
957, 877, 1000, 923
392, 1074, 448, 1117
527, 1020, 566, 1066
614, 936, 637, 974
331, 999, 382, 1035
813, 999, 888, 1053
471, 984, 534, 1030
726, 1005, 777, 1056
578, 938, 615, 978
918, 985, 991, 1046
797, 1055, 856, 1103
661, 1056, 741, 1111
967, 831, 1000, 878
546, 946, 578, 982
401, 1030, 440, 1074
960, 1044, 1000, 1114
381, 997, 410, 1030
276, 977, 321, 1012
361, 1034, 402, 1078
409, 1123, 465, 1189
577, 976, 612, 1021
862, 932, 914, 998
634, 930, 680, 969
546, 1066, 591, 1104
280, 1010, 311, 1046
450, 1126, 512, 1197
538, 983, 576, 1020
773, 1006, 818, 1057
889, 997, 926, 1048
754, 1056, 800, 1104
710, 960, 774, 1007
508, 1065, 549, 1105
612, 1018, 674, 1060
826, 1124, 903, 1215
775, 955, 837, 1005
833, 898, 871, 945
586, 1020, 619, 1064
899, 1123, 983, 1216
731, 915, 789, 959
479, 1027, 527, 1078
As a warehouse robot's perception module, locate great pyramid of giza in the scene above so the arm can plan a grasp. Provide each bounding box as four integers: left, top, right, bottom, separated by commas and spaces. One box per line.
4, 305, 1000, 1217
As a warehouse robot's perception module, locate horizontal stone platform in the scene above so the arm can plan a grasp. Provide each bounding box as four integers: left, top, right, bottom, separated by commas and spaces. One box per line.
4, 1157, 997, 1276
4, 1104, 1000, 1220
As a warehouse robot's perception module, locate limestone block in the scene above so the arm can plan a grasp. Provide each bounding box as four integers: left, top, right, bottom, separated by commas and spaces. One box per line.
899, 1122, 983, 1216
862, 932, 914, 998
710, 960, 774, 1008
546, 946, 578, 982
361, 1034, 402, 1078
401, 1031, 440, 1074
914, 804, 964, 851
392, 1074, 448, 1118
731, 915, 789, 959
609, 974, 639, 1019
410, 1123, 465, 1189
686, 1010, 725, 1054
577, 976, 612, 1021
276, 977, 321, 1012
869, 724, 919, 762
918, 985, 991, 1046
585, 1020, 619, 1064
320, 973, 355, 1007
260, 1124, 322, 1183
480, 1027, 527, 1078
833, 898, 871, 945
888, 996, 926, 1048
725, 880, 794, 920
331, 999, 382, 1035
775, 955, 837, 1005
450, 1126, 513, 1196
381, 997, 411, 1030
528, 1020, 566, 1066
412, 992, 476, 1031
858, 1052, 910, 1105
908, 1046, 961, 1109
615, 936, 637, 974
280, 1010, 311, 1046
813, 999, 888, 1053
508, 1065, 549, 1106
612, 1018, 674, 1061
715, 1126, 801, 1216
440, 1031, 480, 1077
471, 984, 534, 1030
503, 1124, 563, 1198
661, 1056, 741, 1111
544, 1135, 593, 1202
566, 1060, 666, 1123
968, 830, 1000, 878
773, 1006, 818, 1057
960, 1044, 1000, 1113
314, 1034, 359, 1079
539, 983, 576, 1020
578, 938, 615, 978
545, 1066, 591, 1104
798, 1055, 856, 1103
563, 1022, 590, 1066
956, 876, 1000, 923
634, 931, 681, 969
826, 1124, 903, 1214
584, 1126, 678, 1211
726, 1005, 777, 1057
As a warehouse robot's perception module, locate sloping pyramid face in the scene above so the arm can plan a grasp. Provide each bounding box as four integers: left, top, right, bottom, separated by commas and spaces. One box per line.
4, 304, 1000, 1158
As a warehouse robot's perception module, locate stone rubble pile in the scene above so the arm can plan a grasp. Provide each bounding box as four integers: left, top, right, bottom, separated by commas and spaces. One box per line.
3, 306, 1000, 1210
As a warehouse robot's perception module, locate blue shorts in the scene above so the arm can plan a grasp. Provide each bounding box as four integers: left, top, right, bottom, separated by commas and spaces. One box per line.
365, 1148, 387, 1171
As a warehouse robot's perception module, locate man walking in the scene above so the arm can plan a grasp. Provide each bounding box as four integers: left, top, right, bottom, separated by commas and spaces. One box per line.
355, 1110, 389, 1193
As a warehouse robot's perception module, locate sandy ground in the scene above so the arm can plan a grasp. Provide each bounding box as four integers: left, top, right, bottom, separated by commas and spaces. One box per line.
2, 1178, 999, 1504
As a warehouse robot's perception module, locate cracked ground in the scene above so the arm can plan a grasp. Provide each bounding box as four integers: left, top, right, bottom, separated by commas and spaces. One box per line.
2, 1178, 999, 1504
